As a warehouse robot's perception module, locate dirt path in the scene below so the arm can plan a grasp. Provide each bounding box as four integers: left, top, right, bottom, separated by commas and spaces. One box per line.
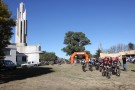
0, 63, 135, 90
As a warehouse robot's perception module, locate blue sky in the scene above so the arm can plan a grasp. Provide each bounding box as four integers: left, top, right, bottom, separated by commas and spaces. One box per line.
4, 0, 135, 59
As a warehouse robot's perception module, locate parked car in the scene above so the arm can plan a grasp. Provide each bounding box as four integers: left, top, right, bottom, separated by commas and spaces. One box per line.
21, 61, 39, 67
0, 60, 16, 70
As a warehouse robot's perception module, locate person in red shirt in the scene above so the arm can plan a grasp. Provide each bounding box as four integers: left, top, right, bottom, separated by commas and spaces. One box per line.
103, 57, 109, 66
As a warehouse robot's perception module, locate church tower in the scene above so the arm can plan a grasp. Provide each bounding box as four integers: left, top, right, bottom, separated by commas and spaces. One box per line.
15, 2, 27, 46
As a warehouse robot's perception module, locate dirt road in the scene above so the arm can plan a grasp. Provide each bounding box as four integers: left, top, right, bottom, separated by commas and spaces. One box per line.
0, 63, 135, 90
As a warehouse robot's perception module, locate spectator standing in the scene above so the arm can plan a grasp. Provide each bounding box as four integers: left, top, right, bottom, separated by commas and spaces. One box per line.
122, 56, 127, 71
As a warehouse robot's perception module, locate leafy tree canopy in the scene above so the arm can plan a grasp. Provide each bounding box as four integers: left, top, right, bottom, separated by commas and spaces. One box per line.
0, 0, 15, 59
128, 42, 134, 50
62, 31, 91, 56
94, 49, 102, 58
40, 51, 57, 61
85, 51, 93, 58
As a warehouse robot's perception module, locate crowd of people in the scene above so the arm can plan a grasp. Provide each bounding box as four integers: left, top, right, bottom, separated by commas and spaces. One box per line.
88, 56, 127, 71
126, 56, 135, 63
81, 56, 127, 79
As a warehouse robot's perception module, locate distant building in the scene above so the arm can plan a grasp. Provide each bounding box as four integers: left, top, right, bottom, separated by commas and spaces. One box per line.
4, 2, 42, 65
100, 50, 135, 59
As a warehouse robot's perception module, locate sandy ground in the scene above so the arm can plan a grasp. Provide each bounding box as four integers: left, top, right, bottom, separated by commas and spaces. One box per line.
0, 62, 135, 90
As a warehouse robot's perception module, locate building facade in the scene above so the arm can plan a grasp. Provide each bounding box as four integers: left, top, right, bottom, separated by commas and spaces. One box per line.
4, 2, 42, 65
4, 44, 17, 65
100, 50, 135, 59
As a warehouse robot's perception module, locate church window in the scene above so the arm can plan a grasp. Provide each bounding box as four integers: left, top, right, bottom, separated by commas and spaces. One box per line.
20, 21, 22, 43
22, 56, 27, 62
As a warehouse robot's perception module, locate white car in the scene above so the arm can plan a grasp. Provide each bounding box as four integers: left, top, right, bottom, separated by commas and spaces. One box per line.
21, 61, 39, 67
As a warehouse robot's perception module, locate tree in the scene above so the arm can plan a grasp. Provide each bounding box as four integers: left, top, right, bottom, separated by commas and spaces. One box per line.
95, 49, 102, 58
128, 42, 134, 50
62, 31, 91, 56
0, 0, 15, 59
75, 51, 92, 61
40, 51, 57, 62
103, 43, 129, 53
85, 51, 93, 58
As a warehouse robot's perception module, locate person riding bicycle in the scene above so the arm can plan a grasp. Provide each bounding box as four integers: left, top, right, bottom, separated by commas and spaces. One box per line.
102, 57, 109, 70
109, 57, 113, 66
95, 58, 99, 63
102, 57, 112, 77
88, 58, 91, 63
112, 57, 120, 74
82, 59, 86, 63
103, 57, 110, 66
113, 57, 121, 66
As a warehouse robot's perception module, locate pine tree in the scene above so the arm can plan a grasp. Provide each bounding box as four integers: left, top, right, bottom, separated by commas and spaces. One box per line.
0, 0, 15, 59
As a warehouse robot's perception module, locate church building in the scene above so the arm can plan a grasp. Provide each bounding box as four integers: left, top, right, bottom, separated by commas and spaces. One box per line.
4, 2, 42, 65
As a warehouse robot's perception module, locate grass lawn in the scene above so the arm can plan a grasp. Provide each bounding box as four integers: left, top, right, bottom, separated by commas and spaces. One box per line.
0, 62, 135, 90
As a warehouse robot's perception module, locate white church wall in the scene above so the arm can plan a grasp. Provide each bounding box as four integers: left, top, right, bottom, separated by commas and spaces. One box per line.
17, 45, 41, 53
26, 53, 40, 63
4, 45, 17, 65
25, 45, 40, 53
4, 49, 17, 65
17, 46, 26, 53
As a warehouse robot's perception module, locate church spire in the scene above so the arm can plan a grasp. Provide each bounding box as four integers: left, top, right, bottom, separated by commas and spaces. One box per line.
15, 2, 27, 46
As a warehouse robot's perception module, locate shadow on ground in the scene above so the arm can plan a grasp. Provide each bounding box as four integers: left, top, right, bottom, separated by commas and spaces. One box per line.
0, 66, 54, 84
120, 69, 127, 71
131, 70, 135, 72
